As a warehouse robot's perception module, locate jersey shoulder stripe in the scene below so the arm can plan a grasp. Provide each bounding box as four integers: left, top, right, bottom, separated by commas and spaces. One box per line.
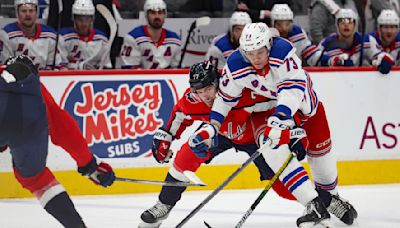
214, 33, 235, 53
269, 37, 293, 67
165, 29, 181, 40
226, 49, 252, 73
288, 25, 306, 43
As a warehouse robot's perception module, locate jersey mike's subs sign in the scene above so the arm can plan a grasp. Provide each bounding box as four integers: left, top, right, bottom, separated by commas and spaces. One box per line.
1, 68, 398, 172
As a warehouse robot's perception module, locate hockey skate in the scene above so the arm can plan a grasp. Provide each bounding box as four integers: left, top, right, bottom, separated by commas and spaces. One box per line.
327, 194, 358, 225
297, 197, 334, 228
139, 201, 173, 228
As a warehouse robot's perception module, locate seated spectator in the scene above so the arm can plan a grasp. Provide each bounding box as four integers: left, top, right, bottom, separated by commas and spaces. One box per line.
319, 9, 394, 75
59, 0, 112, 69
310, 0, 395, 44
120, 0, 182, 69
0, 0, 66, 70
205, 11, 251, 68
370, 9, 400, 65
270, 4, 322, 66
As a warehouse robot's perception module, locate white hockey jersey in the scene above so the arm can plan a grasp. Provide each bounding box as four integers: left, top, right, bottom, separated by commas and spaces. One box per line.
210, 37, 319, 125
0, 22, 66, 70
319, 32, 390, 66
370, 31, 400, 65
59, 27, 112, 69
205, 33, 237, 68
287, 25, 322, 66
120, 25, 182, 69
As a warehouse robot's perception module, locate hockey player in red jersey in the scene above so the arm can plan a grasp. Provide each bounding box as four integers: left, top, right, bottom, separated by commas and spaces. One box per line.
0, 55, 115, 227
190, 23, 358, 227
139, 61, 313, 227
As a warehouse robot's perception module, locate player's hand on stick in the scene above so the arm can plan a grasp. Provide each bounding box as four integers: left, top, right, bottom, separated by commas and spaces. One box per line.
152, 128, 174, 163
188, 124, 218, 158
78, 156, 115, 187
259, 114, 308, 161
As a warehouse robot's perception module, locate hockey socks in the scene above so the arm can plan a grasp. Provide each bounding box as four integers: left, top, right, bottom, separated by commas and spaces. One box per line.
308, 151, 338, 195
159, 173, 187, 206
261, 145, 317, 206
44, 191, 86, 228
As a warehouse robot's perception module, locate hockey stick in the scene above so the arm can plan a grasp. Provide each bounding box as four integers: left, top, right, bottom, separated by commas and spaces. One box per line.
234, 152, 295, 228
175, 146, 264, 228
115, 177, 206, 187
96, 4, 117, 69
51, 0, 63, 70
177, 16, 210, 68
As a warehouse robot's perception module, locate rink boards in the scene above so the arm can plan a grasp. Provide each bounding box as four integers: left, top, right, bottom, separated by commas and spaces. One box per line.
1, 67, 399, 198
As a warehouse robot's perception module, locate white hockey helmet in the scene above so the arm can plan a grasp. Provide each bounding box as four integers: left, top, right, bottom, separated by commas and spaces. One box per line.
377, 9, 400, 27
240, 23, 273, 52
335, 9, 357, 25
72, 0, 95, 16
229, 11, 252, 32
271, 4, 294, 25
144, 0, 167, 14
14, 0, 38, 11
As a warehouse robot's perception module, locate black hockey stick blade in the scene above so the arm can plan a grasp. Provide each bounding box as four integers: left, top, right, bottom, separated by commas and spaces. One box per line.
115, 177, 206, 187
204, 221, 212, 228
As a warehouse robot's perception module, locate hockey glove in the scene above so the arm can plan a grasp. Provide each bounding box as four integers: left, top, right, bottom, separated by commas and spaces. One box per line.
189, 123, 218, 158
328, 54, 350, 66
288, 130, 309, 161
259, 114, 294, 148
378, 57, 393, 75
152, 128, 174, 163
78, 157, 115, 187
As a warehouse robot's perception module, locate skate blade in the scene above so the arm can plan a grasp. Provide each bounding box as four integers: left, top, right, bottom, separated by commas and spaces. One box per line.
298, 219, 335, 228
138, 221, 161, 228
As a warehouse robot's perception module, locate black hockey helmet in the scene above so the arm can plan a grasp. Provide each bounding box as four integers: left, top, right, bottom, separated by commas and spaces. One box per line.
189, 61, 219, 90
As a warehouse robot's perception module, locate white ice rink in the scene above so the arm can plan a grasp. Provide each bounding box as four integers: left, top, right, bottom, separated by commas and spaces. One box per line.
1, 184, 399, 228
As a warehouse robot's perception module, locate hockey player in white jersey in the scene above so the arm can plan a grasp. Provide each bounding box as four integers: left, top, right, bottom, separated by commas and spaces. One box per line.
270, 4, 322, 66
205, 11, 251, 68
190, 23, 358, 227
59, 0, 112, 69
120, 0, 182, 69
370, 9, 400, 65
320, 9, 395, 74
0, 0, 66, 70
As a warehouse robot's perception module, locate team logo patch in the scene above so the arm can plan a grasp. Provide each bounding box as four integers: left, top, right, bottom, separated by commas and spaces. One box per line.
62, 80, 176, 158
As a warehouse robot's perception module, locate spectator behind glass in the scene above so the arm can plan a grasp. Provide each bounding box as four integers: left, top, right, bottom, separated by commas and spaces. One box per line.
58, 0, 112, 70
236, 0, 293, 26
205, 11, 251, 68
370, 9, 400, 65
319, 9, 394, 74
270, 4, 323, 66
309, 0, 395, 45
0, 0, 66, 70
120, 0, 182, 69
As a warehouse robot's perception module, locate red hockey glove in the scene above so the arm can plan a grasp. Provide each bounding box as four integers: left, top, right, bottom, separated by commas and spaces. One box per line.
78, 157, 115, 187
259, 115, 308, 161
152, 128, 174, 163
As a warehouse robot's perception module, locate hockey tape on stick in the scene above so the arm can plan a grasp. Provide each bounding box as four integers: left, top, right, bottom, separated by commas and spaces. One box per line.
176, 146, 263, 228
96, 4, 117, 69
115, 177, 206, 187
234, 152, 295, 228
